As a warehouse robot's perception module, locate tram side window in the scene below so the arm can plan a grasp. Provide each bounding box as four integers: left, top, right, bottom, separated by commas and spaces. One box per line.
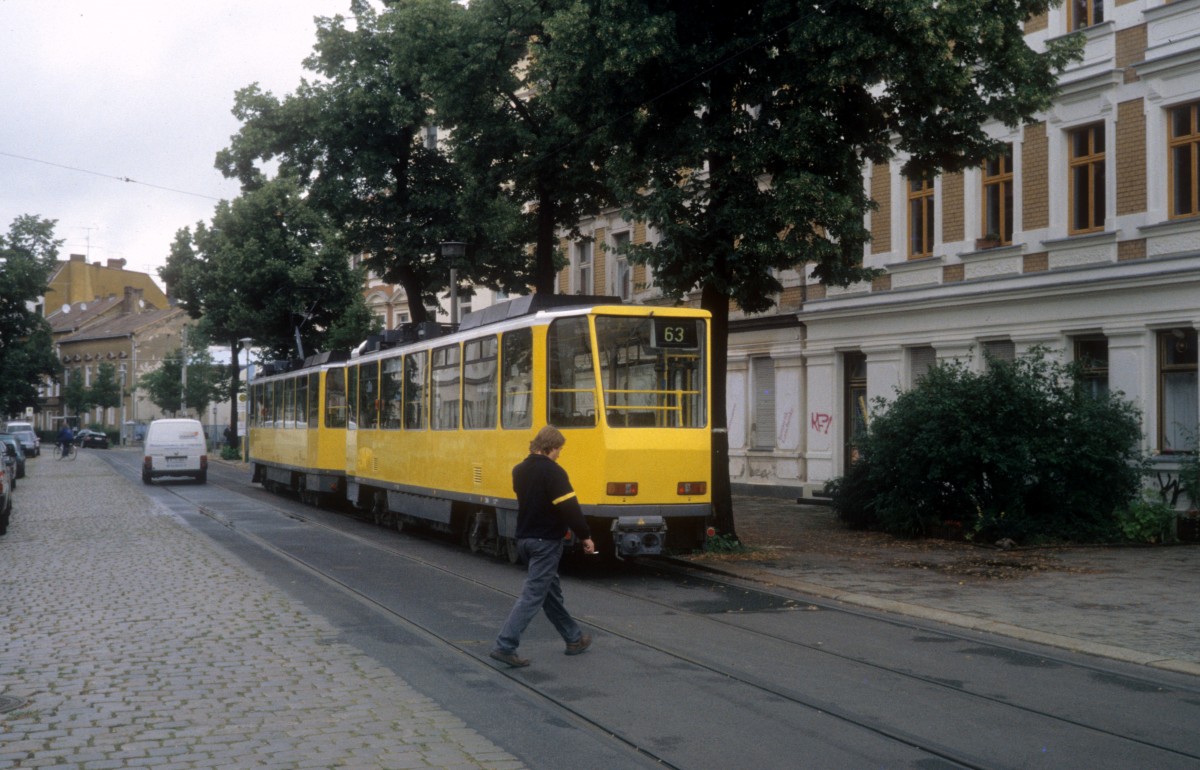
286, 377, 298, 428
347, 366, 359, 429
307, 373, 319, 428
296, 376, 309, 429
548, 317, 597, 427
273, 380, 284, 427
325, 368, 347, 428
381, 357, 403, 429
502, 328, 533, 429
405, 351, 427, 430
432, 344, 461, 430
359, 361, 380, 430
464, 336, 498, 430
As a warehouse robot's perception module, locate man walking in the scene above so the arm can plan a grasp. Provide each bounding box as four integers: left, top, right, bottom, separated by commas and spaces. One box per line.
491, 425, 594, 667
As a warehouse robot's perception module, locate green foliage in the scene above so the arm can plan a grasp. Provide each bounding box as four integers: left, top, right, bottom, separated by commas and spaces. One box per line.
702, 533, 747, 555
0, 216, 61, 415
137, 345, 228, 418
220, 445, 242, 462
63, 372, 95, 417
830, 351, 1145, 544
89, 363, 123, 416
1115, 495, 1178, 544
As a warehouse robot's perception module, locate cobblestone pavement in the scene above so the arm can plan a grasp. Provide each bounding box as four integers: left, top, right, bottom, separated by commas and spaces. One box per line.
0, 452, 524, 769
685, 495, 1200, 676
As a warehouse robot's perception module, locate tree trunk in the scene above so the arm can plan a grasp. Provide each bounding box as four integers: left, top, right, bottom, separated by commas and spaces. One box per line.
534, 188, 557, 294
703, 283, 738, 540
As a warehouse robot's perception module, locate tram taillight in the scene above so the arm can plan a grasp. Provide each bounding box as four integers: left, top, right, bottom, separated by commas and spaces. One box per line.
606, 482, 639, 496
677, 481, 706, 495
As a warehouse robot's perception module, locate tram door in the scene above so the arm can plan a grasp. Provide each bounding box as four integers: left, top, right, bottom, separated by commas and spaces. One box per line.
843, 351, 867, 470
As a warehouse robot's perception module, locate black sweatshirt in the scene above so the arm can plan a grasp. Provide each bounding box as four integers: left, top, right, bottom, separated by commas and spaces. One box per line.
512, 453, 592, 541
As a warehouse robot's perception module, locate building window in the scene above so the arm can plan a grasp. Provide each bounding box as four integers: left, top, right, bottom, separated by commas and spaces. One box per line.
1159, 328, 1198, 452
909, 346, 936, 386
1169, 101, 1200, 220
982, 144, 1014, 244
751, 357, 775, 450
982, 340, 1015, 370
575, 241, 593, 295
1068, 123, 1106, 234
844, 352, 867, 467
1068, 0, 1103, 30
908, 176, 935, 258
1074, 337, 1109, 398
611, 231, 633, 301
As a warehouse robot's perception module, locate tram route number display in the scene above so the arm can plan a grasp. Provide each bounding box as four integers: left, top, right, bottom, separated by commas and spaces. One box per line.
652, 318, 699, 349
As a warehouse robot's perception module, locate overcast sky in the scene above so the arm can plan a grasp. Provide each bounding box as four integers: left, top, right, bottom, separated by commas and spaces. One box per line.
0, 0, 359, 286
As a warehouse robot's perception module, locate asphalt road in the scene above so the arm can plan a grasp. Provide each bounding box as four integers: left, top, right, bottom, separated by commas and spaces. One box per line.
92, 450, 1200, 769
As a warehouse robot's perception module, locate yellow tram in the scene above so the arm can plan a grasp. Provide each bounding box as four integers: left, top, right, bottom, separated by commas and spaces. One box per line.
248, 296, 713, 558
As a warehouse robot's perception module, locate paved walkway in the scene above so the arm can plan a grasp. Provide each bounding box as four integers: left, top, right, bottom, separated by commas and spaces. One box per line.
685, 495, 1200, 677
0, 451, 524, 769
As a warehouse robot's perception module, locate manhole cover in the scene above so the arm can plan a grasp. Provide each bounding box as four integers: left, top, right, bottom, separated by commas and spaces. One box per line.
0, 695, 26, 713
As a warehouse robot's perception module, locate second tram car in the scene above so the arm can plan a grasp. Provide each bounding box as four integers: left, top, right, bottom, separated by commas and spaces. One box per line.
248, 296, 713, 558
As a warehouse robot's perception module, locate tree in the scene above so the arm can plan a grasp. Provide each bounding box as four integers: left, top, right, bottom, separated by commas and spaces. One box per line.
0, 215, 61, 416
161, 175, 375, 442
138, 346, 229, 420
532, 0, 1082, 537
216, 0, 529, 323
63, 371, 94, 420
89, 363, 123, 426
428, 0, 619, 295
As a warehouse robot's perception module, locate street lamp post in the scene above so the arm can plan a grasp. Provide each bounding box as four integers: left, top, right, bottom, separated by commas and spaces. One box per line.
118, 363, 127, 446
440, 242, 466, 327
239, 338, 253, 459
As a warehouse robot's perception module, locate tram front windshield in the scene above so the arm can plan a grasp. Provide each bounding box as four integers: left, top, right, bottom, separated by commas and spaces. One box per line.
594, 315, 706, 428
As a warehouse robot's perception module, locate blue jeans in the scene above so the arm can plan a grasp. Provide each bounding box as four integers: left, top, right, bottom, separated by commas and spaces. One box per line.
495, 538, 583, 654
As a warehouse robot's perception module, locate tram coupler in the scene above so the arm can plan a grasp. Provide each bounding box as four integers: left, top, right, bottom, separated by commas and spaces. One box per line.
611, 516, 667, 559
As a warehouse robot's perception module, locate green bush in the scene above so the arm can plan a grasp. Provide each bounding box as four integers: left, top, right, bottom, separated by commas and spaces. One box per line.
830, 350, 1145, 543
1115, 495, 1178, 544
219, 445, 242, 461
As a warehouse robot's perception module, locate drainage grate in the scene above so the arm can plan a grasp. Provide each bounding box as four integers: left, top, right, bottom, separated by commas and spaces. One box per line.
0, 695, 27, 713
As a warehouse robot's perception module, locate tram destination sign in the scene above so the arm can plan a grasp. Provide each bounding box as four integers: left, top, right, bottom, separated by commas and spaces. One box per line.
652, 318, 699, 349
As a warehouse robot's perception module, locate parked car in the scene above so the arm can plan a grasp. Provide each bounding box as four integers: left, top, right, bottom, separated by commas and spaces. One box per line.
0, 433, 26, 479
5, 422, 39, 453
0, 457, 11, 536
75, 429, 110, 449
143, 419, 207, 484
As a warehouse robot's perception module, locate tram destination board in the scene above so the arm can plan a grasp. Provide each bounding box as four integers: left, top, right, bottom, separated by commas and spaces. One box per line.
652, 317, 699, 349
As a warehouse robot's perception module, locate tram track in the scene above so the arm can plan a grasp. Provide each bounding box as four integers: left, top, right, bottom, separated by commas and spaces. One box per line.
131, 457, 1200, 769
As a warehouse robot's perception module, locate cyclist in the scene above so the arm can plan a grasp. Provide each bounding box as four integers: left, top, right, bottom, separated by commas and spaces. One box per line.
56, 424, 75, 457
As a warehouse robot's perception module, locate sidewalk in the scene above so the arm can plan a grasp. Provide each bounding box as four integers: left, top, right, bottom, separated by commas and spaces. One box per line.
0, 451, 524, 769
683, 495, 1200, 677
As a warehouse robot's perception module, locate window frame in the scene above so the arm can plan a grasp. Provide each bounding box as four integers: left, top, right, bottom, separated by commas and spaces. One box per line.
1068, 122, 1106, 235
1068, 0, 1103, 31
981, 144, 1014, 244
1169, 101, 1200, 220
907, 175, 935, 259
1158, 328, 1199, 453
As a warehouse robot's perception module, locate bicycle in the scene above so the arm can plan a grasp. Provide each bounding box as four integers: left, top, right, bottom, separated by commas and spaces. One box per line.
54, 442, 77, 461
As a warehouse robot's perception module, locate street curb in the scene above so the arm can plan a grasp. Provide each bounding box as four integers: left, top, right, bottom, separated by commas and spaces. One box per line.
672, 559, 1200, 678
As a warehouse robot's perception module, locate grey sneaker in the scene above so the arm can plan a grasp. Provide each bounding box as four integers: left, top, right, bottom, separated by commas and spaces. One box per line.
565, 634, 592, 656
489, 649, 530, 667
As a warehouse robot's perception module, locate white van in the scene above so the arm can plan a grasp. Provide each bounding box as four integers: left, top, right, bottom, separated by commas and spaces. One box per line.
142, 419, 207, 484
5, 422, 39, 457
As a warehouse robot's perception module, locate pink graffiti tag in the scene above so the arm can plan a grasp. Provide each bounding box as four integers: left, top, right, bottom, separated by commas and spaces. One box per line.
810, 412, 833, 434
